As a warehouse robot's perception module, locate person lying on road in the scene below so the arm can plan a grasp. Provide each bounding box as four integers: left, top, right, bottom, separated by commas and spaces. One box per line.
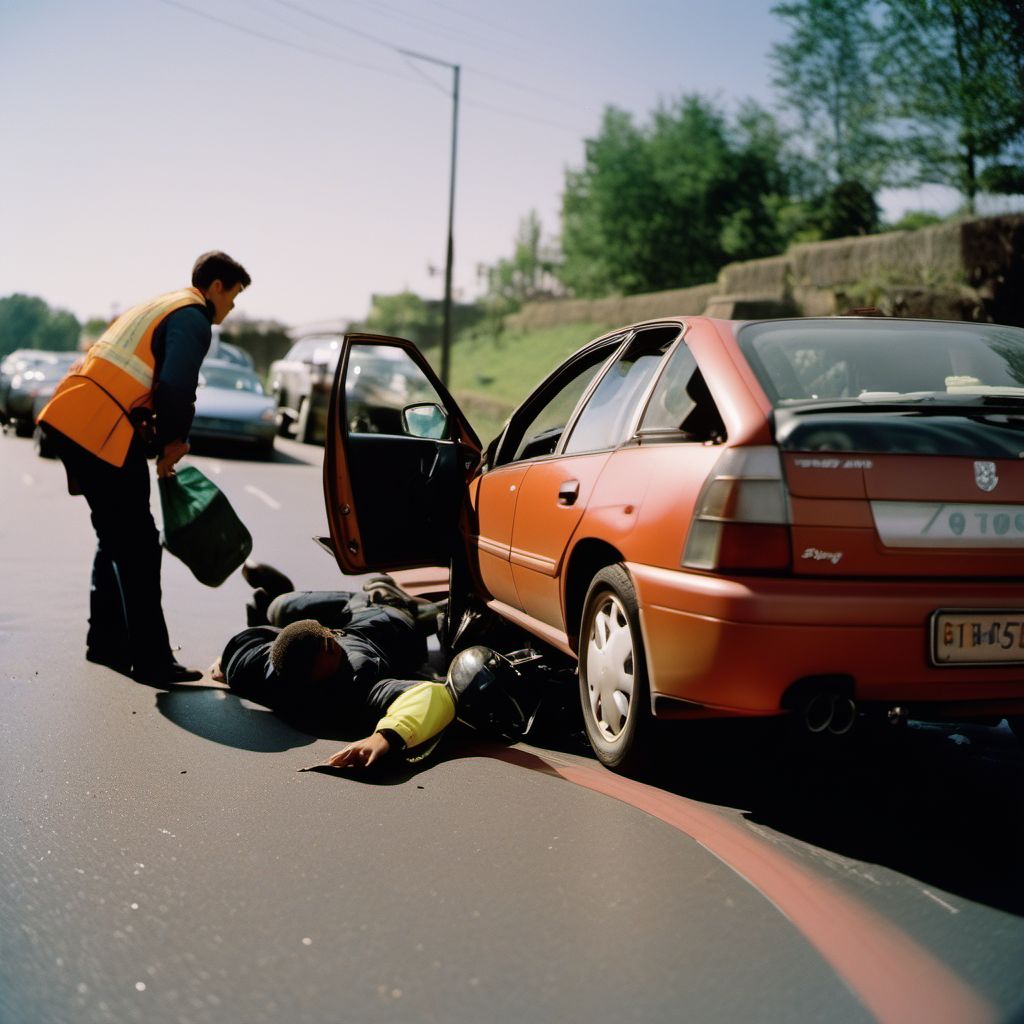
209, 564, 454, 768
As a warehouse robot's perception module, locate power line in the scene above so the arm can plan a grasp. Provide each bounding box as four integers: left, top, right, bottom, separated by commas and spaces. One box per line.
413, 0, 555, 50
154, 0, 414, 82
315, 0, 544, 66
156, 0, 592, 133
264, 0, 594, 113
267, 0, 414, 56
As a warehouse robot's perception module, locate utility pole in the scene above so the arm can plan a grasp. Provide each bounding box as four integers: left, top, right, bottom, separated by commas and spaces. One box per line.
399, 49, 460, 386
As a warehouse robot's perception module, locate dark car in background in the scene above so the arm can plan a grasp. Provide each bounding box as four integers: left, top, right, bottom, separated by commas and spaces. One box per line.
2, 349, 76, 430
0, 349, 37, 423
188, 359, 277, 458
3, 350, 79, 438
269, 334, 341, 444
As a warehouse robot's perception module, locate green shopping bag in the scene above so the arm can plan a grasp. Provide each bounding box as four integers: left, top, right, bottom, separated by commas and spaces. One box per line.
158, 466, 252, 587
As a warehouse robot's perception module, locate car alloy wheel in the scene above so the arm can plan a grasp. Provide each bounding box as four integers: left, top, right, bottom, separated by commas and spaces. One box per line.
579, 564, 650, 771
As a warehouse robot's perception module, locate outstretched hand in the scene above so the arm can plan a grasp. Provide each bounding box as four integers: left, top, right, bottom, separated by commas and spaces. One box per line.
325, 732, 392, 769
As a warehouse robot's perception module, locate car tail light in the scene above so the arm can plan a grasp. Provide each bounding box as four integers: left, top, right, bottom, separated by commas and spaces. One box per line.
683, 446, 792, 573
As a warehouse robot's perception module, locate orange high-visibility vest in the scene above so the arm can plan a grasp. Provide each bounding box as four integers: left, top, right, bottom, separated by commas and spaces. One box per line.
38, 287, 207, 467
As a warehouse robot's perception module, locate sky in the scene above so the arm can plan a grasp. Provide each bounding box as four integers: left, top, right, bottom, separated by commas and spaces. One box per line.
1, 0, 960, 333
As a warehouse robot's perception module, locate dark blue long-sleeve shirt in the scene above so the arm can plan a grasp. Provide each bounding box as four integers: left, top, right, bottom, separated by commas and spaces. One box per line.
151, 302, 214, 448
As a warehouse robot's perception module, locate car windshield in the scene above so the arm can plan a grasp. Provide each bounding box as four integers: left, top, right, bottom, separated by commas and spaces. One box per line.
21, 352, 78, 381
738, 320, 1024, 407
287, 336, 342, 366
199, 365, 265, 393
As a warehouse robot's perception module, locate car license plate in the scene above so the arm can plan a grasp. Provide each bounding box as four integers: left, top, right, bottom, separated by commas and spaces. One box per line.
931, 610, 1024, 665
872, 502, 1024, 547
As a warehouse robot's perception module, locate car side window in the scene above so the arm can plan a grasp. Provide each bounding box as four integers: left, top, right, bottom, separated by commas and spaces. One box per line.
344, 344, 446, 437
562, 326, 679, 455
638, 340, 726, 442
494, 337, 625, 467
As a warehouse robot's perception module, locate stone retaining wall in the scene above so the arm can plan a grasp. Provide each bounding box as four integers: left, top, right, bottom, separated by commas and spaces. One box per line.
506, 214, 1023, 330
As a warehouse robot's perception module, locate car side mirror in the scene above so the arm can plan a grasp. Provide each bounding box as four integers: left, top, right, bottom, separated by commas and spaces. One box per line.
402, 402, 448, 439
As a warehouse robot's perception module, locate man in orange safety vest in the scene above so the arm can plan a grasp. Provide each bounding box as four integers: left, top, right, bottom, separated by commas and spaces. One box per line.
37, 251, 251, 684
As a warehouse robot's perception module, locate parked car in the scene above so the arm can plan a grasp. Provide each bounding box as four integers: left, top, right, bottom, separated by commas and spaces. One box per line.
207, 336, 255, 369
189, 359, 277, 458
2, 349, 70, 427
321, 319, 1024, 770
1, 349, 34, 423
4, 350, 78, 437
269, 335, 341, 443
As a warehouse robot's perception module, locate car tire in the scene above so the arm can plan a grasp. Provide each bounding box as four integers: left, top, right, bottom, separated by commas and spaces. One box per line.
578, 564, 651, 772
275, 393, 292, 437
13, 418, 33, 438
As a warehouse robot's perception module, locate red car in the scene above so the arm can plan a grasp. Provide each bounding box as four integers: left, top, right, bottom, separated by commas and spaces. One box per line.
323, 317, 1024, 769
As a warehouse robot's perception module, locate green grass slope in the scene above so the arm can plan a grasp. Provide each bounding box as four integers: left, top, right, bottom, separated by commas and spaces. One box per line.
441, 320, 616, 444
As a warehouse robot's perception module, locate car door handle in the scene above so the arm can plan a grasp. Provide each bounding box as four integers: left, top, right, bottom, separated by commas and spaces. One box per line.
558, 480, 580, 506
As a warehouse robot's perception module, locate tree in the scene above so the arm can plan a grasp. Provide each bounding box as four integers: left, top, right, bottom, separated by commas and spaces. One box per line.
815, 180, 880, 236
0, 294, 80, 358
480, 211, 560, 311
559, 98, 798, 297
880, 0, 1024, 212
358, 291, 443, 349
560, 107, 661, 296
353, 291, 483, 350
720, 102, 803, 258
771, 0, 891, 190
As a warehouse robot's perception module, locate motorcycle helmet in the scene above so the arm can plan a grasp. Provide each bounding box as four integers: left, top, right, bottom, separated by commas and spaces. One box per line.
445, 645, 534, 740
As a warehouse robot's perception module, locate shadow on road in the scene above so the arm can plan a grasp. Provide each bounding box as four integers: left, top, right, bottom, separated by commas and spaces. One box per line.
156, 687, 321, 753
635, 715, 1024, 917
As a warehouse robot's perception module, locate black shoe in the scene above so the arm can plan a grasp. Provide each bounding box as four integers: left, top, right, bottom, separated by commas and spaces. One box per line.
241, 561, 295, 599
246, 587, 271, 626
132, 660, 203, 684
85, 647, 132, 674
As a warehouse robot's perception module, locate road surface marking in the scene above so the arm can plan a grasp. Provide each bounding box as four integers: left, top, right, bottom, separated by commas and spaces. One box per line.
484, 746, 995, 1024
244, 485, 281, 510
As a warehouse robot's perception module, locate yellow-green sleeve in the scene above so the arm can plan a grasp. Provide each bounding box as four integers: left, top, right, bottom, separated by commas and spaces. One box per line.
375, 682, 455, 749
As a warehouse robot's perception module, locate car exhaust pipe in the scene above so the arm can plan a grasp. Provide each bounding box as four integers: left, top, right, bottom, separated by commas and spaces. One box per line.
803, 692, 835, 733
828, 696, 857, 735
802, 692, 857, 735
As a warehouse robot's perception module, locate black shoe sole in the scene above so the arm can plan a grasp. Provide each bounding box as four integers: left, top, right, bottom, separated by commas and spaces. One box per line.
241, 562, 295, 598
132, 664, 204, 684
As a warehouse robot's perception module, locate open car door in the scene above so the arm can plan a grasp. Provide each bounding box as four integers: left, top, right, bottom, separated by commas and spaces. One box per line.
323, 333, 481, 575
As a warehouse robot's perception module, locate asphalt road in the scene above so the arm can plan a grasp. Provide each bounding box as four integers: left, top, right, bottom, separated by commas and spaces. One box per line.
2, 428, 1023, 1024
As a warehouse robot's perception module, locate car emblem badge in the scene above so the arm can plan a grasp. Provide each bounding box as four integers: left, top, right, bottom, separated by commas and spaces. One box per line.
974, 460, 998, 492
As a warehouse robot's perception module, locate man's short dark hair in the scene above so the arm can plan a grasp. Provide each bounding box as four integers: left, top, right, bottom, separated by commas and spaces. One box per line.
192, 251, 251, 291
270, 619, 335, 682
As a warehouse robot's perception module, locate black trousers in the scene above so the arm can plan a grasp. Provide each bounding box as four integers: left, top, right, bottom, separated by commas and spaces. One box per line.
50, 428, 173, 672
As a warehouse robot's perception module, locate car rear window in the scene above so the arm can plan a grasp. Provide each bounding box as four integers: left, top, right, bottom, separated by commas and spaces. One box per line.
738, 319, 1024, 406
